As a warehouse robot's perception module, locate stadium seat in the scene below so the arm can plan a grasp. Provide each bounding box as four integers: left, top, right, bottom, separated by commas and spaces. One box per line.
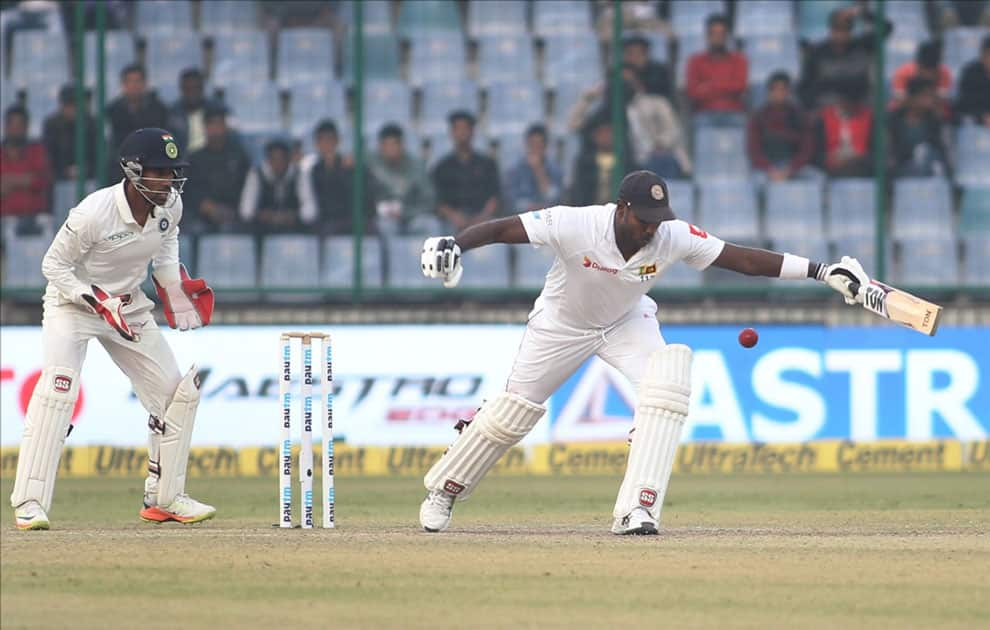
698, 180, 759, 241
765, 180, 825, 238
560, 134, 581, 188
885, 0, 929, 38
342, 33, 400, 81
770, 237, 830, 266
533, 1, 593, 36
196, 235, 257, 299
665, 179, 695, 224
896, 236, 958, 285
495, 133, 526, 173
144, 32, 203, 94
397, 0, 461, 36
550, 81, 588, 133
459, 244, 511, 288
10, 31, 69, 89
363, 80, 412, 135
337, 0, 393, 35
211, 31, 270, 87
135, 0, 192, 34
477, 34, 536, 85
955, 126, 990, 187
891, 177, 953, 240
657, 260, 703, 288
962, 235, 990, 286
24, 83, 60, 139
408, 33, 467, 86
419, 80, 480, 135
468, 0, 528, 37
487, 80, 545, 137
514, 243, 557, 289
260, 235, 322, 302
200, 0, 260, 33
84, 31, 136, 88
222, 82, 283, 134
736, 0, 795, 36
52, 180, 97, 228
322, 236, 383, 288
675, 34, 706, 87
2, 235, 49, 289
693, 127, 749, 180
883, 35, 920, 83
827, 178, 875, 240
288, 81, 346, 137
670, 0, 726, 38
959, 187, 990, 233
798, 0, 848, 42
944, 27, 988, 92
843, 236, 878, 279
277, 29, 335, 87
386, 236, 436, 288
542, 35, 601, 87
745, 34, 800, 89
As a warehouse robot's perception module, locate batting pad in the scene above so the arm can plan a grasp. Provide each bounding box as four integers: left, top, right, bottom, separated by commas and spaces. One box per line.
613, 345, 692, 521
425, 391, 545, 501
156, 365, 202, 507
11, 367, 80, 512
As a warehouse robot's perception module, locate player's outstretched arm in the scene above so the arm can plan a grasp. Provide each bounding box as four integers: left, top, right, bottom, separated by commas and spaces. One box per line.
712, 243, 871, 304
421, 217, 529, 288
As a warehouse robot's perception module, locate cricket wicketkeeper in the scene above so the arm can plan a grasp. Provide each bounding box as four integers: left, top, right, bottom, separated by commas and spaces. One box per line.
11, 128, 216, 530
418, 170, 869, 534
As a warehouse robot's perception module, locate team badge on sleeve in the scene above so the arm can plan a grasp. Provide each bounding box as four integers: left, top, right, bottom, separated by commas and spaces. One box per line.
159, 217, 170, 232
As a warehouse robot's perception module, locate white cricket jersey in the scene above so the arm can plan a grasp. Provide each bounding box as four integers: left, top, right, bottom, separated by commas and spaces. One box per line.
42, 180, 183, 313
520, 204, 725, 330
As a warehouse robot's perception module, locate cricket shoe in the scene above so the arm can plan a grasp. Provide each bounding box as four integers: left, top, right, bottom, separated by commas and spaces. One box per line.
140, 493, 216, 524
611, 507, 658, 535
14, 500, 50, 531
419, 490, 455, 532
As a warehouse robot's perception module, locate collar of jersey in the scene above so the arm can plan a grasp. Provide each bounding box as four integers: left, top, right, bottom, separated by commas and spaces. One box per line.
113, 180, 139, 225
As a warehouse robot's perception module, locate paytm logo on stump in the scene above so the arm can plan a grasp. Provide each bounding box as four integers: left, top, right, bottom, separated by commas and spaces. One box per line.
549, 326, 989, 443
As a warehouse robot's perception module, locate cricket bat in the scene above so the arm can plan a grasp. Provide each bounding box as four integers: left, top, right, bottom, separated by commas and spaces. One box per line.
848, 280, 943, 336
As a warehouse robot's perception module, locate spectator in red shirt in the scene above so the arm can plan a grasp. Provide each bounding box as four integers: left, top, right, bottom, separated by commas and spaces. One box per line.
891, 41, 952, 118
815, 77, 873, 178
686, 14, 748, 127
747, 72, 820, 188
1, 105, 52, 234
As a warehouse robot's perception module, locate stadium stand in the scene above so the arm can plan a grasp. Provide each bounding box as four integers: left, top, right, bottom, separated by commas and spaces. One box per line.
277, 29, 336, 86
458, 245, 512, 289
735, 0, 795, 37
287, 81, 346, 138
891, 177, 954, 240
260, 235, 322, 301
322, 236, 384, 288
533, 1, 593, 37
200, 0, 260, 33
698, 180, 760, 241
468, 0, 529, 37
210, 31, 270, 87
513, 244, 557, 290
765, 180, 825, 238
84, 31, 136, 88
477, 34, 536, 85
135, 0, 193, 34
420, 80, 481, 135
670, 0, 726, 38
897, 237, 959, 285
407, 33, 468, 86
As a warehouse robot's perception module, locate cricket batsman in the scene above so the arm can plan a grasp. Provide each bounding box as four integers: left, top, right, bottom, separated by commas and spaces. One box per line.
12, 128, 216, 530
418, 170, 870, 534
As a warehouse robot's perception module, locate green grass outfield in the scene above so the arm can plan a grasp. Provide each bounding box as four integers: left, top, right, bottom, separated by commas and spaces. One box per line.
2, 474, 989, 629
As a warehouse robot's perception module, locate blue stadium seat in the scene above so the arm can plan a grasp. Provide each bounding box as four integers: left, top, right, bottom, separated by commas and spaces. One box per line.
962, 235, 990, 286
222, 82, 283, 134
827, 178, 875, 240
495, 133, 526, 173
885, 0, 929, 38
10, 31, 68, 89
211, 31, 270, 87
386, 236, 435, 288
542, 35, 601, 87
533, 1, 593, 36
322, 236, 383, 288
2, 235, 49, 289
477, 35, 535, 85
288, 81, 346, 137
178, 233, 196, 276
736, 1, 795, 37
658, 260, 703, 288
468, 0, 528, 37
896, 236, 958, 285
698, 180, 759, 241
135, 0, 192, 34
24, 83, 59, 139
892, 177, 953, 240
196, 234, 257, 299
883, 35, 920, 83
770, 237, 830, 267
277, 29, 335, 87
745, 34, 800, 89
343, 33, 400, 81
84, 31, 136, 88
260, 235, 322, 302
398, 0, 461, 36
144, 32, 203, 94
200, 0, 260, 33
765, 180, 825, 238
798, 0, 848, 42
459, 244, 511, 288
337, 0, 393, 35
419, 80, 480, 135
363, 80, 412, 135
550, 81, 588, 133
408, 33, 467, 86
52, 180, 97, 228
671, 0, 726, 38
665, 179, 695, 224
486, 80, 545, 136
843, 236, 878, 278
955, 125, 990, 187
944, 27, 988, 91
693, 127, 749, 180
514, 243, 557, 289
560, 134, 581, 188
676, 34, 706, 87
960, 187, 990, 233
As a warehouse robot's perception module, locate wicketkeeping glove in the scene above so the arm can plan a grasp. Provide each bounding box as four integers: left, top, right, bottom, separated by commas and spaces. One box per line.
818, 256, 871, 305
82, 285, 137, 341
421, 236, 463, 288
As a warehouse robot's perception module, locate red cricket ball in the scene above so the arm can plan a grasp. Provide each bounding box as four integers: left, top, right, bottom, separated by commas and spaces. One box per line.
738, 327, 759, 348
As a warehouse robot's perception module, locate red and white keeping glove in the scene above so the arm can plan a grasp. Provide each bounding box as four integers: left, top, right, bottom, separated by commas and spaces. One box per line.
153, 264, 214, 331
82, 285, 137, 341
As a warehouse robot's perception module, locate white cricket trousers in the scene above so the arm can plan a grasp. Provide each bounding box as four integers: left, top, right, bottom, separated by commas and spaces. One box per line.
506, 301, 666, 404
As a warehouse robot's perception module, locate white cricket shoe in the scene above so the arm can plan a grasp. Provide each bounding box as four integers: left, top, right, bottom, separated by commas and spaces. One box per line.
419, 490, 455, 532
611, 507, 658, 535
140, 493, 216, 524
14, 500, 50, 531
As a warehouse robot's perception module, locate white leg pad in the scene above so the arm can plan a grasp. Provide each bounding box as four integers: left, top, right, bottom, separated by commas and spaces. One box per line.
424, 391, 545, 500
154, 365, 202, 507
10, 367, 80, 512
613, 345, 692, 521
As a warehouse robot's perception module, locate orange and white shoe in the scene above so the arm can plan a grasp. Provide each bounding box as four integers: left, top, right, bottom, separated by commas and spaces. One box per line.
140, 493, 216, 524
14, 500, 50, 530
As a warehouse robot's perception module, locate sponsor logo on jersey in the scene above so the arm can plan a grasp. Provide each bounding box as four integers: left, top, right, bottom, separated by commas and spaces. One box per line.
53, 375, 72, 393
158, 217, 170, 232
582, 256, 619, 275
638, 488, 657, 507
106, 231, 135, 243
689, 224, 708, 239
